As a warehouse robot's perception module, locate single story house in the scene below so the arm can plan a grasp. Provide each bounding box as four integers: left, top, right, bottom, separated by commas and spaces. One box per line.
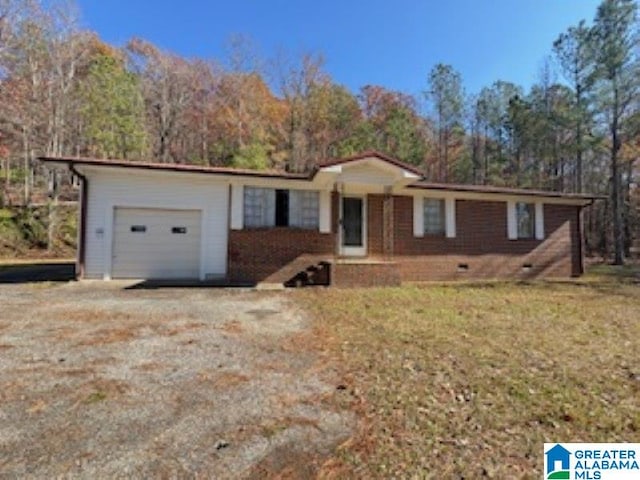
40, 151, 598, 287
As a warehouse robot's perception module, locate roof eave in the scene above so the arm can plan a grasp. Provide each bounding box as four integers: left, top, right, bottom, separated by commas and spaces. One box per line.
408, 183, 604, 203
39, 156, 313, 181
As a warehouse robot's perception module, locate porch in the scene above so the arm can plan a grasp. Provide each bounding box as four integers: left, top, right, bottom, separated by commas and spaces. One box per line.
250, 155, 416, 288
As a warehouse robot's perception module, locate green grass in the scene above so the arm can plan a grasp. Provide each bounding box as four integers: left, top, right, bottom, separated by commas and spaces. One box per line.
585, 262, 640, 282
298, 265, 640, 478
84, 391, 107, 404
0, 205, 77, 257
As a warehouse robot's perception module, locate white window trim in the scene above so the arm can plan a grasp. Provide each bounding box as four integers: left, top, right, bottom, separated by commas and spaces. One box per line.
535, 202, 545, 240
507, 201, 518, 240
230, 184, 243, 230
445, 198, 456, 238
319, 190, 331, 233
413, 196, 424, 237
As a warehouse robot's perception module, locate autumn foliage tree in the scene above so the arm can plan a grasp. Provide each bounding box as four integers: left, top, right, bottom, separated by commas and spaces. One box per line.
0, 0, 638, 261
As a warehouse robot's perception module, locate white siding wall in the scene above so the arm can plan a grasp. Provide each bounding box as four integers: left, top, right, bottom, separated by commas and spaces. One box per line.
84, 170, 228, 279
339, 163, 399, 186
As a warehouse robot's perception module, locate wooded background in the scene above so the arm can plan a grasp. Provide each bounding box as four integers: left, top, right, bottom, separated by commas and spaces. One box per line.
0, 0, 638, 261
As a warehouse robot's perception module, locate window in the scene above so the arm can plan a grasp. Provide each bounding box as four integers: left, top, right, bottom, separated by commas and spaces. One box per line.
289, 190, 319, 229
516, 202, 535, 239
423, 198, 445, 234
244, 187, 275, 228
171, 227, 187, 234
130, 225, 146, 233
243, 187, 319, 229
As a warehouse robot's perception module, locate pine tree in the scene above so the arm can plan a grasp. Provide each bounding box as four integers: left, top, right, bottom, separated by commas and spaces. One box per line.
80, 53, 147, 159
592, 0, 639, 264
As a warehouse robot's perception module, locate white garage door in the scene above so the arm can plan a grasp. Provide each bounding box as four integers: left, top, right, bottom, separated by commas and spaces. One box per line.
112, 208, 202, 279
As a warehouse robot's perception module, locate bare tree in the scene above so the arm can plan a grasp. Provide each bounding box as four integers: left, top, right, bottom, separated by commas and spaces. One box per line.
127, 38, 197, 163
271, 50, 327, 172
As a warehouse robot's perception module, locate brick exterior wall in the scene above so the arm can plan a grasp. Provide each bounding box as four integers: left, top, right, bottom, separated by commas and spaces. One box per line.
392, 196, 582, 281
227, 228, 335, 284
226, 193, 583, 286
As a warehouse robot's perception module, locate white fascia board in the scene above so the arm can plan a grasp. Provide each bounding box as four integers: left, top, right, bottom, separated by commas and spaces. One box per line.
318, 164, 343, 174
403, 170, 421, 180
398, 186, 591, 206
507, 200, 518, 240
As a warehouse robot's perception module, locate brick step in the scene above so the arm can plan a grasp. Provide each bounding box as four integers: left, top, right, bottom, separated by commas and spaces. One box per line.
261, 255, 332, 287
283, 261, 331, 288
331, 259, 401, 287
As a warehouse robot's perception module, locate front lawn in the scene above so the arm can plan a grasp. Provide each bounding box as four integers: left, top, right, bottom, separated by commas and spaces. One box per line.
299, 265, 640, 478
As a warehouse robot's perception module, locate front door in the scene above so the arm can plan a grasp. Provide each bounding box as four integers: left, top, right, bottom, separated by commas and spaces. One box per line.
341, 196, 366, 256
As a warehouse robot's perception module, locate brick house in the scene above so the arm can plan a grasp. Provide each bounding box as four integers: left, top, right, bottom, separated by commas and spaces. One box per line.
41, 152, 598, 287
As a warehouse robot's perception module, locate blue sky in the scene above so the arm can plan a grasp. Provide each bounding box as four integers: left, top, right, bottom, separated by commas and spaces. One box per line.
78, 0, 602, 98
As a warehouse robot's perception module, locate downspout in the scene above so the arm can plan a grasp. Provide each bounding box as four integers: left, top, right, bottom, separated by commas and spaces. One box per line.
69, 163, 88, 280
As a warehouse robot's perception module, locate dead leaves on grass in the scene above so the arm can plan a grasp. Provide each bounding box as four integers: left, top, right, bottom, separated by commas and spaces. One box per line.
298, 280, 640, 478
76, 327, 139, 346
164, 322, 206, 336
26, 399, 47, 414
220, 320, 244, 334
196, 370, 250, 389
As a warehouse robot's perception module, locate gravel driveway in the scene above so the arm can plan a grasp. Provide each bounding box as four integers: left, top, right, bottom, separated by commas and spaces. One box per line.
0, 281, 353, 478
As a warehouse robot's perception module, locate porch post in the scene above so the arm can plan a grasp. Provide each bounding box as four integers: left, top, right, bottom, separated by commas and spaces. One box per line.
383, 186, 394, 258
332, 188, 341, 257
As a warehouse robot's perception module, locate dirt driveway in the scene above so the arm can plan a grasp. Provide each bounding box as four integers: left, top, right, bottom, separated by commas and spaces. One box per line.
0, 281, 353, 478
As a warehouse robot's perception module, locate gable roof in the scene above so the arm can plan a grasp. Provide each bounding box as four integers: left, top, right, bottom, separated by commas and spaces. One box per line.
315, 150, 424, 177
39, 152, 603, 201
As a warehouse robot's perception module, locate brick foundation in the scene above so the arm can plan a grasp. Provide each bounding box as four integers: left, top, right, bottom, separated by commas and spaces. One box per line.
332, 261, 401, 288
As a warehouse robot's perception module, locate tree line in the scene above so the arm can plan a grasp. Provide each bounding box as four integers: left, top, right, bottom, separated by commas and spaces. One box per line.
0, 0, 638, 262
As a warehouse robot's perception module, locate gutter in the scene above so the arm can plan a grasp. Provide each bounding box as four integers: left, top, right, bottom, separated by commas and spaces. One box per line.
69, 163, 88, 280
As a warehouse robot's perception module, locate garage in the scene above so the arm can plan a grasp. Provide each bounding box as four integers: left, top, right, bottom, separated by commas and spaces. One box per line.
112, 208, 202, 279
